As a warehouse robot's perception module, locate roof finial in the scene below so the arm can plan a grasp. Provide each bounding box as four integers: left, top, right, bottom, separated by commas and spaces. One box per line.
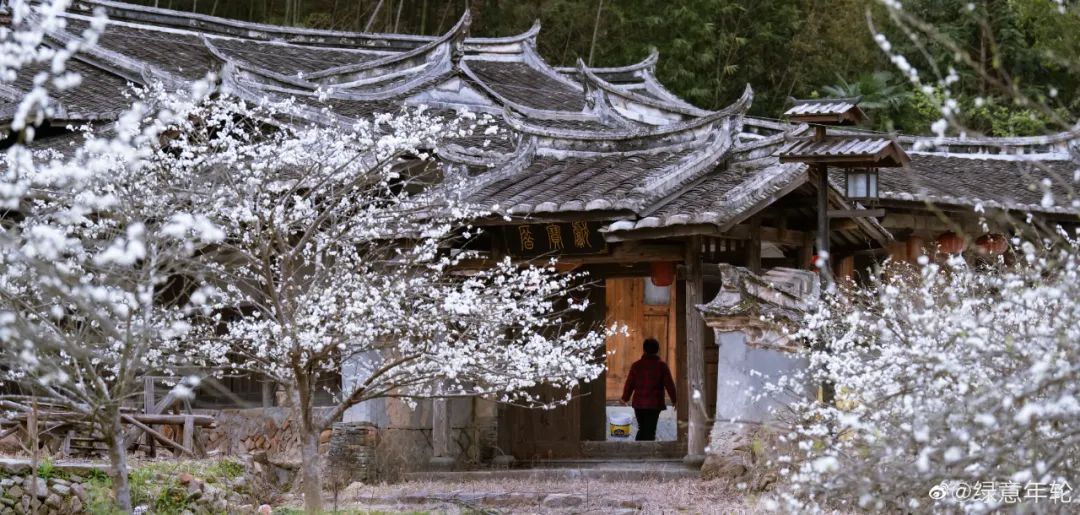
450, 10, 472, 64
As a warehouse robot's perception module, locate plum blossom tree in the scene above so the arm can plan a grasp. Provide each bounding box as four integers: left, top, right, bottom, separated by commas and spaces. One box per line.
143, 95, 611, 513
763, 239, 1080, 513
754, 3, 1080, 513
1, 1, 227, 511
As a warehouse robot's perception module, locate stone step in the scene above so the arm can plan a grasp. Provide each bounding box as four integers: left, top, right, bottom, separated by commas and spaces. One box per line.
580, 440, 686, 459
404, 465, 698, 483
520, 458, 688, 469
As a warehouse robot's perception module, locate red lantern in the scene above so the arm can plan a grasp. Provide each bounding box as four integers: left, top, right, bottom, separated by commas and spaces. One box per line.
936, 232, 965, 255
650, 262, 675, 287
975, 233, 1008, 255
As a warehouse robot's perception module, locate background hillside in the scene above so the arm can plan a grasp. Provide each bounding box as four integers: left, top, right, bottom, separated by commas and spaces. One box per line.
124, 0, 1080, 136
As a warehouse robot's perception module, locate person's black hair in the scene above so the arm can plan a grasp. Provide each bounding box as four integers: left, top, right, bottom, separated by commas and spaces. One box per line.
643, 338, 660, 355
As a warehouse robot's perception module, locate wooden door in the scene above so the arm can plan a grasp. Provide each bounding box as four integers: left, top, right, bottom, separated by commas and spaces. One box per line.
507, 385, 581, 459
604, 277, 678, 402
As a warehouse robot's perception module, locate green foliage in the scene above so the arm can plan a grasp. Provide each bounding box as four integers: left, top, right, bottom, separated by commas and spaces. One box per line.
83, 473, 120, 515
35, 456, 64, 481
966, 100, 1050, 137
822, 72, 915, 132
80, 459, 248, 514
205, 458, 246, 480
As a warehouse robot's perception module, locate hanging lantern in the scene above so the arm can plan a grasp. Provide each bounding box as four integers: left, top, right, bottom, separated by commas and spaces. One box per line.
650, 261, 675, 287
844, 167, 879, 201
936, 231, 965, 254
975, 233, 1008, 255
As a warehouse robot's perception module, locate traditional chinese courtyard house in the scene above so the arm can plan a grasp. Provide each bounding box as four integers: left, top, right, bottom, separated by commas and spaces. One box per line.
4, 0, 1078, 468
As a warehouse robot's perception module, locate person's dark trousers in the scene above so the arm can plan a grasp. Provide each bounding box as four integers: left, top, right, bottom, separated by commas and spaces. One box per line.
634, 408, 661, 441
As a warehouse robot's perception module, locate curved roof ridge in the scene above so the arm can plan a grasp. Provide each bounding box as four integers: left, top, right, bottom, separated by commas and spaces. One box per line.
577, 59, 712, 118
557, 48, 659, 76
206, 34, 456, 101
746, 115, 1080, 153
305, 11, 469, 82
502, 84, 751, 144
71, 0, 543, 53
520, 43, 585, 93
442, 137, 539, 200
468, 19, 541, 45
44, 24, 189, 90
458, 61, 589, 119
897, 121, 1080, 148
633, 118, 737, 200
70, 0, 434, 49
638, 71, 704, 112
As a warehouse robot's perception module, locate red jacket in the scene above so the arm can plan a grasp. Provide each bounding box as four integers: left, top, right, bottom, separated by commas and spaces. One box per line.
621, 354, 677, 410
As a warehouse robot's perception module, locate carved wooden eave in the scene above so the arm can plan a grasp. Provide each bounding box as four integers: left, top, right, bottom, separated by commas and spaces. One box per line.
697, 265, 818, 348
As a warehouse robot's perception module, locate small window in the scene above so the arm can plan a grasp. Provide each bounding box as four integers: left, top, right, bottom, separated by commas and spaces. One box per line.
644, 280, 671, 305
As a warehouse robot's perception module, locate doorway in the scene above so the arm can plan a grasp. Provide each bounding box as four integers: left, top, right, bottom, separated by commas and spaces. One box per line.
602, 277, 678, 441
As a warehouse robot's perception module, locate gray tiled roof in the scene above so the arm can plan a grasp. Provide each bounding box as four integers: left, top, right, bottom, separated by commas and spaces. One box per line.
465, 61, 585, 112
780, 137, 894, 160
467, 147, 699, 214
3, 0, 1073, 245
784, 99, 860, 117
874, 153, 1078, 214
3, 59, 134, 122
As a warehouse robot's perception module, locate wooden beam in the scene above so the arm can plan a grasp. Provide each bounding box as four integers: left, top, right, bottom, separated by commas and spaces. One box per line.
607, 222, 809, 247
475, 210, 631, 226
828, 208, 886, 218
121, 414, 194, 457
684, 235, 707, 465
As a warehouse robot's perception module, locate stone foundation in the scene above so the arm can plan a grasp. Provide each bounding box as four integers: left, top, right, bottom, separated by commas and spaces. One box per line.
195, 407, 335, 459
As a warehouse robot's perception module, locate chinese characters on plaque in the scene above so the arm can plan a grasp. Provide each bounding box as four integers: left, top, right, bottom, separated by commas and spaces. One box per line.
504, 221, 608, 258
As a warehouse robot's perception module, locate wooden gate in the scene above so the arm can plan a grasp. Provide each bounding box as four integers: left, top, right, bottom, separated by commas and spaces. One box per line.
604, 277, 678, 402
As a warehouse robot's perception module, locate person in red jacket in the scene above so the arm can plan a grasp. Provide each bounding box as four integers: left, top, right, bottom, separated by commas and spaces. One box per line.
621, 337, 677, 441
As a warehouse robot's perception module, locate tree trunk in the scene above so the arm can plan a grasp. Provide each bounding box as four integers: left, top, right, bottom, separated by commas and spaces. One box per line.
105, 411, 133, 512
300, 427, 323, 514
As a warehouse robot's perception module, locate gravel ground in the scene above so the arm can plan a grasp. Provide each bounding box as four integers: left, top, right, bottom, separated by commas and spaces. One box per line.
327, 477, 761, 514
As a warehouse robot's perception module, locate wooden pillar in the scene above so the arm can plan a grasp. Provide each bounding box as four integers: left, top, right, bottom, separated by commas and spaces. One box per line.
837, 255, 855, 280
815, 164, 836, 404
684, 235, 707, 465
746, 216, 762, 274
815, 164, 830, 263
144, 377, 157, 457
430, 397, 453, 468
799, 231, 815, 270
182, 415, 194, 456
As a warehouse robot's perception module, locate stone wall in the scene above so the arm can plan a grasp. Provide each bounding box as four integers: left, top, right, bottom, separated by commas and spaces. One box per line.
696, 265, 817, 483
0, 474, 86, 515
196, 407, 335, 460
343, 396, 500, 473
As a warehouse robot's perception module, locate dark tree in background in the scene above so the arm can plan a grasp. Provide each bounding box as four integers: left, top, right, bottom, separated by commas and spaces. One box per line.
127, 0, 1080, 136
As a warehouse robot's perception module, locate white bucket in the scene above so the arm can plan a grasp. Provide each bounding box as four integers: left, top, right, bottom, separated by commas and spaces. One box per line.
608, 412, 633, 438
